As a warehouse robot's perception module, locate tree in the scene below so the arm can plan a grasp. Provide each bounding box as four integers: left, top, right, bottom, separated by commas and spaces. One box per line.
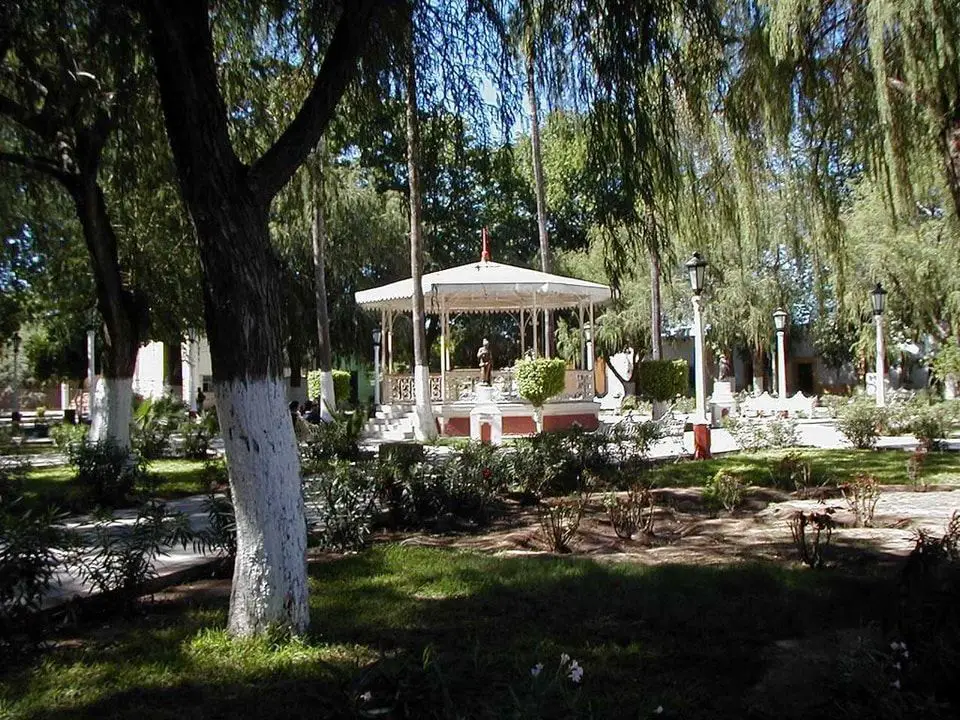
1, 3, 152, 450
140, 0, 388, 636
404, 23, 436, 442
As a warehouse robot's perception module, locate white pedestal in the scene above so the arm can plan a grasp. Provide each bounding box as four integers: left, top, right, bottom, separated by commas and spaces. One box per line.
709, 380, 736, 426
470, 385, 503, 445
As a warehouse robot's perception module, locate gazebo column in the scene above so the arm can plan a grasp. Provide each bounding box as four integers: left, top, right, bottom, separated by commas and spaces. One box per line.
440, 306, 449, 403
519, 308, 525, 356
588, 302, 595, 371
578, 303, 585, 370
387, 310, 395, 375
544, 307, 551, 358
532, 295, 539, 356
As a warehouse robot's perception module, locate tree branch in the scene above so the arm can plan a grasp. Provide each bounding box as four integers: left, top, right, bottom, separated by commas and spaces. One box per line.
0, 150, 75, 188
248, 0, 384, 204
0, 92, 57, 141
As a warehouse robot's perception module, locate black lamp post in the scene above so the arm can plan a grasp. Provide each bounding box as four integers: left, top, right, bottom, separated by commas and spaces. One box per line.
686, 253, 710, 458
372, 328, 382, 406
871, 283, 887, 406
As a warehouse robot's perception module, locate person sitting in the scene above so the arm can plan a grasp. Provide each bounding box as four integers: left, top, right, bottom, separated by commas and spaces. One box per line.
304, 399, 324, 424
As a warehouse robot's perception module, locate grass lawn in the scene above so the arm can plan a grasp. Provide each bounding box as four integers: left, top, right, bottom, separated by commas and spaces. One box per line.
17, 458, 213, 513
2, 544, 933, 720
649, 448, 960, 488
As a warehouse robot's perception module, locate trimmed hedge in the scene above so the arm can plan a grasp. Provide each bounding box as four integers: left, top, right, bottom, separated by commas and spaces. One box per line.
307, 369, 352, 407
635, 359, 687, 403
515, 357, 566, 407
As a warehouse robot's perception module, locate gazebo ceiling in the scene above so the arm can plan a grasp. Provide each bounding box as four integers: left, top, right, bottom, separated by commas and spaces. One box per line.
354, 260, 612, 313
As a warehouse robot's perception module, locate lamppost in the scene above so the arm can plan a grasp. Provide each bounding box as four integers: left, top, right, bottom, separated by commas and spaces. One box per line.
773, 308, 788, 402
872, 282, 887, 407
686, 252, 710, 459
11, 332, 21, 425
372, 328, 382, 407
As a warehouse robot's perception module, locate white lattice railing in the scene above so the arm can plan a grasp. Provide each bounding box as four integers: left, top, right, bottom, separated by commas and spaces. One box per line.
382, 369, 595, 404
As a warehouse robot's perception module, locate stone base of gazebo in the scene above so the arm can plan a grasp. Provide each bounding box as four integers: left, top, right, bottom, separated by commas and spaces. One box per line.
437, 400, 599, 437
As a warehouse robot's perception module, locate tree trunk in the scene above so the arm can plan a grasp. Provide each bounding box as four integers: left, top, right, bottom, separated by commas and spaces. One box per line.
307, 159, 335, 421
144, 0, 380, 636
527, 51, 553, 355
72, 176, 146, 451
165, 340, 183, 397
941, 111, 960, 222
752, 346, 765, 395
406, 32, 437, 442
648, 245, 668, 420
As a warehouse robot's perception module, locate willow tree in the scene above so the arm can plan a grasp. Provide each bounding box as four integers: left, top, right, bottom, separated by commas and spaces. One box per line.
765, 0, 960, 220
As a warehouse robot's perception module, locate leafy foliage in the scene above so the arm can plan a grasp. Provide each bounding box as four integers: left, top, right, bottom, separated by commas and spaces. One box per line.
306, 369, 352, 408
68, 439, 145, 506
133, 396, 188, 459
837, 399, 885, 450
788, 509, 835, 569
635, 360, 687, 403
702, 470, 744, 513
178, 411, 220, 460
302, 461, 377, 552
515, 357, 566, 408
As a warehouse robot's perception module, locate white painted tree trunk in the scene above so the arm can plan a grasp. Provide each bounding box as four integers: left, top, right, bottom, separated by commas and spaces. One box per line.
945, 374, 958, 400
216, 378, 308, 637
88, 376, 133, 451
318, 370, 336, 422
533, 406, 544, 434
413, 364, 437, 442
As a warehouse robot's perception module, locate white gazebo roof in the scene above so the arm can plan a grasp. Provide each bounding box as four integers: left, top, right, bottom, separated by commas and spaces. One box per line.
354, 259, 611, 313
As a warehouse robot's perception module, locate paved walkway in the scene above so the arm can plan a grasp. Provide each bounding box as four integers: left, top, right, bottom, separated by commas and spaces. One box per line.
30, 420, 960, 611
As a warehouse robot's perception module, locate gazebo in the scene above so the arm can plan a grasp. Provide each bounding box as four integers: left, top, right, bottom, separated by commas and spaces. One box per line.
354, 238, 612, 436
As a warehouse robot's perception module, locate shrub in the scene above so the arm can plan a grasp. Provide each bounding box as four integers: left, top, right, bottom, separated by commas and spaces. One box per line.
194, 487, 236, 558
1, 500, 74, 655
132, 396, 188, 459
302, 461, 377, 551
50, 421, 87, 452
68, 440, 146, 506
909, 404, 948, 450
769, 452, 813, 492
765, 418, 800, 448
837, 398, 884, 449
178, 410, 219, 459
841, 474, 881, 527
907, 447, 928, 488
634, 359, 687, 403
505, 432, 582, 499
306, 369, 352, 409
604, 485, 654, 539
537, 496, 586, 553
299, 409, 366, 468
71, 500, 193, 612
702, 470, 744, 512
515, 357, 566, 430
788, 508, 835, 568
931, 341, 960, 385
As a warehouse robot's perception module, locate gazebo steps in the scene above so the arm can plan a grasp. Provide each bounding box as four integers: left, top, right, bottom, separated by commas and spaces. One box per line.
363, 404, 416, 442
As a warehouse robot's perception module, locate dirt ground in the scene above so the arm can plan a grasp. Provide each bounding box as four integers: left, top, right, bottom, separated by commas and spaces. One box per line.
390, 485, 960, 570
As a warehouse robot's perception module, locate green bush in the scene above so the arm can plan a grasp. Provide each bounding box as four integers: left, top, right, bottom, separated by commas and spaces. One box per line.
178, 411, 220, 460
299, 409, 366, 468
68, 440, 146, 506
302, 461, 377, 551
0, 500, 74, 655
132, 396, 188, 459
306, 369, 352, 409
635, 359, 688, 403
515, 357, 566, 408
702, 470, 744, 512
932, 341, 960, 384
50, 422, 87, 452
837, 398, 885, 449
910, 404, 948, 450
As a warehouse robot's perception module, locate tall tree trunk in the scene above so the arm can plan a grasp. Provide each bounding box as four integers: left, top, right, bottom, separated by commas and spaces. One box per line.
941, 110, 960, 222
165, 339, 183, 395
306, 161, 336, 420
72, 176, 146, 451
527, 51, 553, 355
144, 0, 381, 637
649, 245, 663, 360
406, 32, 437, 441
752, 346, 765, 395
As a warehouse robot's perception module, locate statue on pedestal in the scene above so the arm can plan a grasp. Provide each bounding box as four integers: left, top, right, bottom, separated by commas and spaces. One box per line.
477, 338, 492, 385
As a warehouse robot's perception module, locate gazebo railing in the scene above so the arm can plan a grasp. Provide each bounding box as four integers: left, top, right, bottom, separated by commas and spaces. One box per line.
381, 369, 595, 404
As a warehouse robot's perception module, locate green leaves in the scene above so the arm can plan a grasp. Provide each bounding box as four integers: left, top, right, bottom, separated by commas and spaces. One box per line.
514, 356, 566, 408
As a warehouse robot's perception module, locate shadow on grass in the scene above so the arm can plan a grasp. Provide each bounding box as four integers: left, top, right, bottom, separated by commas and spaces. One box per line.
8, 543, 953, 719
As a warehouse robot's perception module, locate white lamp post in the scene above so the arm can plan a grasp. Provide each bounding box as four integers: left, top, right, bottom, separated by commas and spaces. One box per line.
773, 308, 788, 402
372, 328, 382, 407
871, 282, 887, 407
686, 252, 710, 459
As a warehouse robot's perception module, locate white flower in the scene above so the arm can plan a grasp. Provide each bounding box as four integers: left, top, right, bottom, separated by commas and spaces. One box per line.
560, 653, 571, 666
654, 706, 664, 715
890, 641, 899, 651
894, 662, 901, 671
902, 650, 909, 658
531, 663, 544, 678
568, 660, 584, 684
359, 691, 373, 702
892, 679, 901, 690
